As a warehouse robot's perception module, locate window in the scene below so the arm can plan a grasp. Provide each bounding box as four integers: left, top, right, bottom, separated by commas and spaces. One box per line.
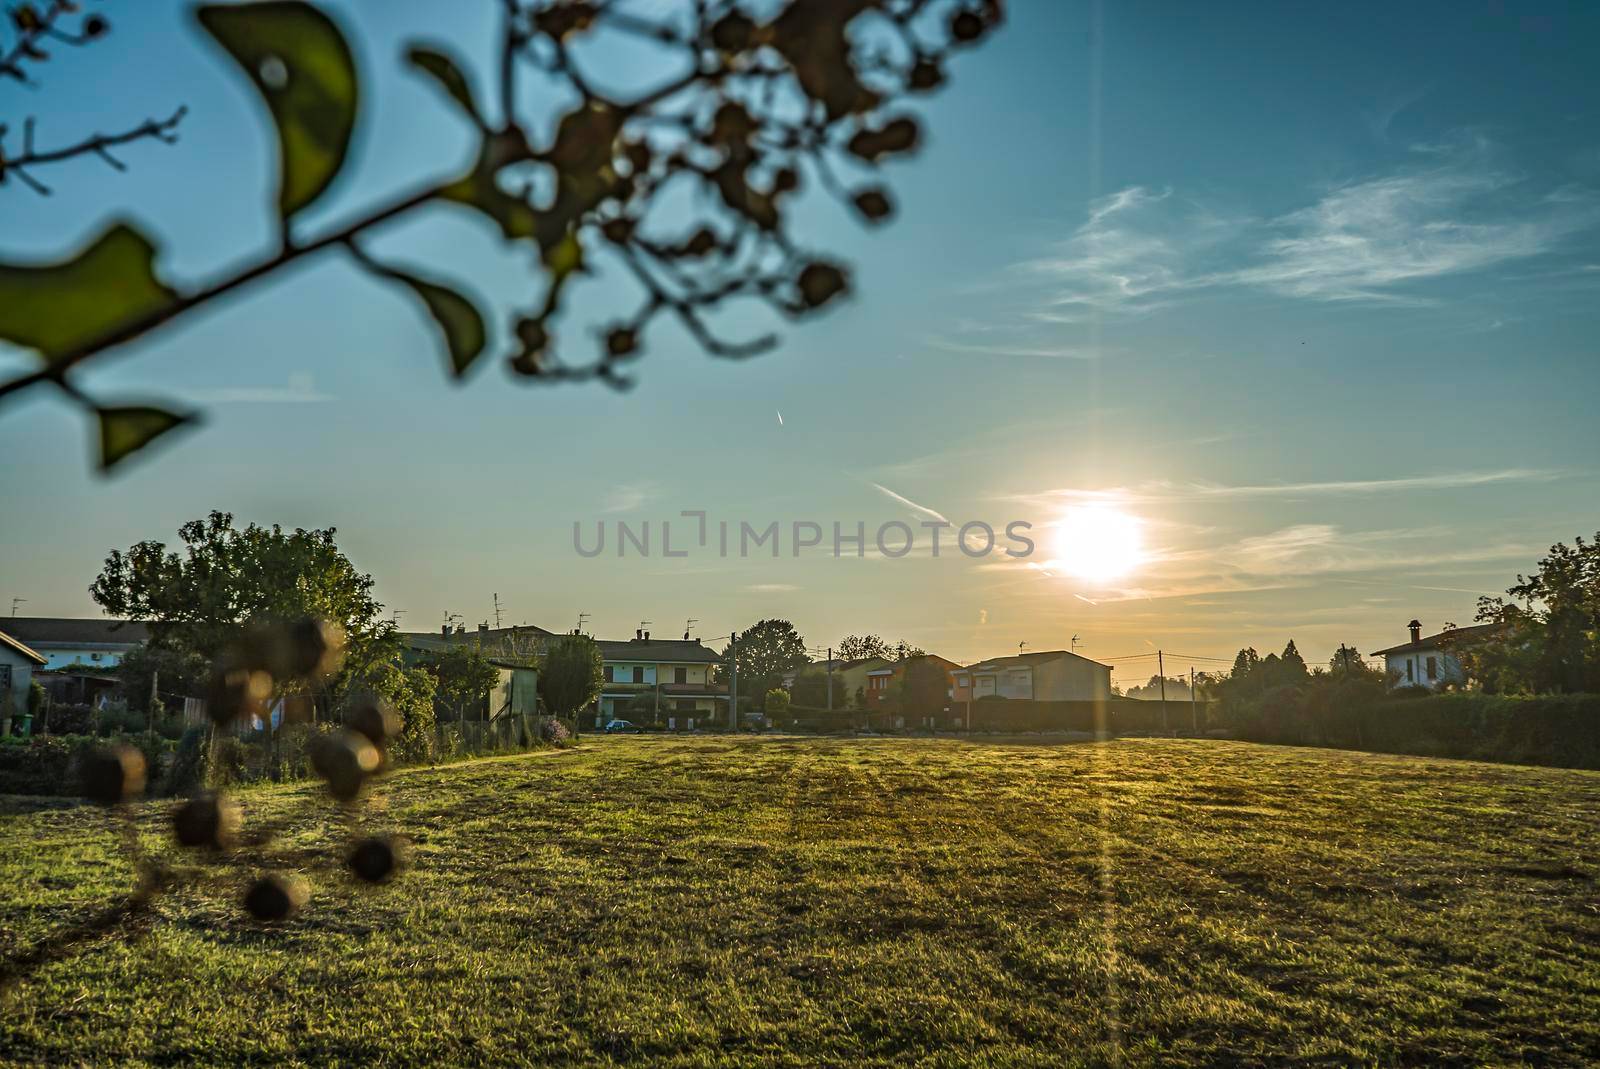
0, 665, 11, 692
632, 666, 644, 684
674, 666, 687, 684
954, 674, 969, 688
1407, 660, 1414, 683
676, 699, 695, 713
90, 652, 102, 661
1425, 656, 1438, 681
603, 665, 614, 683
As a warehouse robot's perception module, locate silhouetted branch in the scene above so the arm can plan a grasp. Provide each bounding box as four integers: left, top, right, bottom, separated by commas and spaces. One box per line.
0, 107, 188, 195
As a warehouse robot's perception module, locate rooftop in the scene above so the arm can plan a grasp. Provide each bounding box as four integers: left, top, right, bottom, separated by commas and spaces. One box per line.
1371, 623, 1499, 657
964, 650, 1112, 671
2, 617, 149, 647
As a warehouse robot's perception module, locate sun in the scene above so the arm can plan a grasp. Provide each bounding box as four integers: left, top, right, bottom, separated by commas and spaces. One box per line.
1050, 505, 1146, 582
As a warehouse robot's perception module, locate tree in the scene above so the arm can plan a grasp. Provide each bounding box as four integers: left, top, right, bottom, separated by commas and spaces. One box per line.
722, 619, 807, 706
898, 657, 949, 716
1231, 648, 1260, 679
362, 660, 437, 764
90, 511, 398, 714
1280, 640, 1309, 681
116, 643, 208, 714
837, 634, 892, 661
0, 0, 1002, 472
423, 645, 503, 722
1123, 674, 1192, 701
764, 688, 790, 721
538, 634, 603, 721
791, 668, 844, 709
1456, 533, 1600, 694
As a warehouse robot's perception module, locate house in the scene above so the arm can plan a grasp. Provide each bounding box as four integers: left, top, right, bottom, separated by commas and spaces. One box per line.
0, 627, 47, 730
832, 656, 892, 707
401, 621, 554, 662
593, 631, 725, 727
956, 650, 1113, 703
2, 617, 149, 671
864, 654, 964, 710
1371, 619, 1496, 690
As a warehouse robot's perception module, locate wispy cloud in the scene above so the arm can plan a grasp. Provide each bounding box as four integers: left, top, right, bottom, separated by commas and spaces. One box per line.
1022, 146, 1600, 316
925, 337, 1103, 361
184, 372, 332, 404
1008, 469, 1558, 509
744, 583, 799, 593
869, 481, 950, 525
602, 482, 658, 513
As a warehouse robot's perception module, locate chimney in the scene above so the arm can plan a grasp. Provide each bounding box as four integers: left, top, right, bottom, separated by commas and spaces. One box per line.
442, 623, 450, 636
479, 622, 489, 633
644, 630, 650, 641
635, 628, 642, 640
1408, 619, 1422, 645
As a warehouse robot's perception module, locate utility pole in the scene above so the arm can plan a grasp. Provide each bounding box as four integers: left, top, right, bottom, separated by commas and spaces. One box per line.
1158, 649, 1168, 733
1190, 667, 1198, 733
826, 646, 834, 711
728, 631, 738, 732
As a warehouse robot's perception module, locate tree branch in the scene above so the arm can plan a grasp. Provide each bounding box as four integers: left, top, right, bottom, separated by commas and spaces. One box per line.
0, 107, 189, 194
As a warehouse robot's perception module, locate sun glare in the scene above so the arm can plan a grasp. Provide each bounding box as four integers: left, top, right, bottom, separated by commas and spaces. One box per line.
1050, 505, 1147, 582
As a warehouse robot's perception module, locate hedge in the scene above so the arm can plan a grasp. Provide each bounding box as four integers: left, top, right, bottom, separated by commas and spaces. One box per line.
0, 733, 172, 797
1357, 693, 1600, 770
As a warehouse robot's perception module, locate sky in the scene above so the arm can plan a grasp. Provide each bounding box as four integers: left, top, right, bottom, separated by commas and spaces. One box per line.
1, 0, 1597, 687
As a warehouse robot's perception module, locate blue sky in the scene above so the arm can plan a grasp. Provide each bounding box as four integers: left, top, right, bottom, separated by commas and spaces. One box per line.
2, 1, 1597, 684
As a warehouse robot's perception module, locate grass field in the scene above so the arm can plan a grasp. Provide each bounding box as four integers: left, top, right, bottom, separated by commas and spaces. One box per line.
2, 736, 1598, 1067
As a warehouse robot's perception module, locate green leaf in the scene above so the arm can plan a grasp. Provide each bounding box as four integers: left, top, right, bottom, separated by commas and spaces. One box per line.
354, 252, 487, 377
197, 1, 358, 219
0, 224, 178, 361
407, 46, 482, 124
97, 405, 194, 471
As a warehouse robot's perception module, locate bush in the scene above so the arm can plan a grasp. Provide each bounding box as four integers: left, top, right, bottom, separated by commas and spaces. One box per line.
541, 718, 572, 746
1361, 693, 1600, 769
0, 732, 174, 797
41, 704, 95, 735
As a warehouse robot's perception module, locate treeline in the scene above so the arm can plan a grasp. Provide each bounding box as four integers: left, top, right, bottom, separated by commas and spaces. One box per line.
1209, 534, 1600, 768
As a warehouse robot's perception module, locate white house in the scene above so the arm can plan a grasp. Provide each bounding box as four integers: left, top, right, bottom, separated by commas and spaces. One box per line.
2, 617, 149, 671
1371, 619, 1495, 690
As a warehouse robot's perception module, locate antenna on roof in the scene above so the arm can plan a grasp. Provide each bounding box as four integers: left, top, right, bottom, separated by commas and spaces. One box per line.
492, 593, 504, 629
575, 611, 590, 635
1071, 634, 1080, 653
391, 609, 406, 625
10, 597, 25, 617
684, 618, 698, 640
1018, 640, 1027, 655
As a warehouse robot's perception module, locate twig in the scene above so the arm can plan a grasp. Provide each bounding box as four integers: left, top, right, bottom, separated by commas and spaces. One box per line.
0, 107, 189, 194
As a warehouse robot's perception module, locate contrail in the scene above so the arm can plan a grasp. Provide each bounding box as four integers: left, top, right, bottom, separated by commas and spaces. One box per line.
776, 409, 784, 426
869, 481, 950, 525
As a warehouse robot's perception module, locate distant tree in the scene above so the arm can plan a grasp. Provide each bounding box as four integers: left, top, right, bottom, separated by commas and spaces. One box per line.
898, 657, 949, 715
1231, 648, 1260, 679
423, 645, 503, 721
1123, 674, 1193, 701
362, 660, 437, 763
1280, 640, 1309, 680
791, 669, 845, 709
538, 634, 603, 720
722, 619, 807, 705
837, 634, 892, 661
90, 511, 398, 715
764, 688, 790, 720
1455, 533, 1600, 694
116, 643, 208, 714
892, 640, 926, 660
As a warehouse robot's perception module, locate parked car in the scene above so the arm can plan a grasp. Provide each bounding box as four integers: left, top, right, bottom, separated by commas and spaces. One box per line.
604, 719, 642, 734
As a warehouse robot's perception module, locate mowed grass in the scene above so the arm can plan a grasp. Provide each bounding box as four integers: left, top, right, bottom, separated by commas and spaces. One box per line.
2, 737, 1598, 1067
